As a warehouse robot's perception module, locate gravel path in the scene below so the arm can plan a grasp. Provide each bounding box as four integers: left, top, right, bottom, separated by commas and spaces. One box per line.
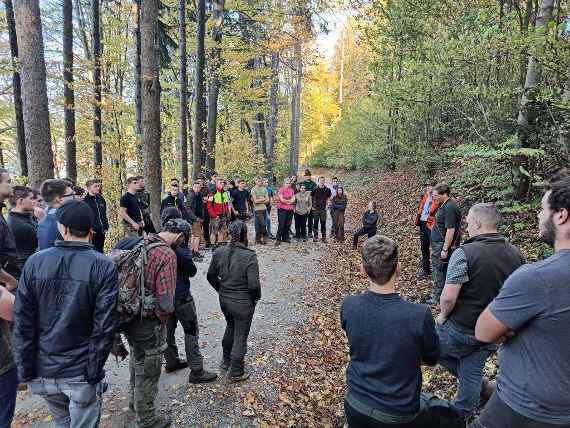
13, 217, 327, 428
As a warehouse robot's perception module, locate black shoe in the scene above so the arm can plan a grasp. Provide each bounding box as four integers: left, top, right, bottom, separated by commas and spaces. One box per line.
284, 239, 292, 244
164, 360, 188, 373
268, 234, 275, 240
189, 369, 218, 384
228, 368, 251, 384
219, 359, 230, 371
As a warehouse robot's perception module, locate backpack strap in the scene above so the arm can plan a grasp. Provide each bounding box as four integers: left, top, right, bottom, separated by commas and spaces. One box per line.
137, 239, 170, 320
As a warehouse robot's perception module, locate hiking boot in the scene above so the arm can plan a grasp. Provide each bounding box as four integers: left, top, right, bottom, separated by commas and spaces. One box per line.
219, 359, 231, 371
189, 369, 218, 384
228, 369, 251, 384
321, 237, 327, 243
313, 234, 319, 242
274, 240, 281, 247
164, 360, 188, 374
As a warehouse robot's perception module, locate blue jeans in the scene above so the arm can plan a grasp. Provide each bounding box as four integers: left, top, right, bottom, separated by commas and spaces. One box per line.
0, 366, 18, 428
28, 376, 105, 428
437, 321, 495, 416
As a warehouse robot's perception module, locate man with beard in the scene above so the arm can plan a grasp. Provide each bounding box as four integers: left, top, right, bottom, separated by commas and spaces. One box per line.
473, 176, 570, 428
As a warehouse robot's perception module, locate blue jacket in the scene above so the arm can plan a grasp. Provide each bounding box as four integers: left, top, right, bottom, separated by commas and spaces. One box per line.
37, 207, 62, 250
12, 241, 118, 384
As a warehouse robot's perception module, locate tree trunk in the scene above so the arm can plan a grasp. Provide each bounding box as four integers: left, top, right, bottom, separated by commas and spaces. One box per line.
135, 0, 143, 169
4, 0, 27, 177
63, 0, 76, 182
265, 50, 279, 183
178, 0, 188, 184
205, 0, 224, 174
559, 59, 570, 165
193, 0, 206, 179
13, 0, 54, 188
75, 0, 91, 61
92, 0, 103, 169
289, 42, 302, 176
141, 0, 162, 226
513, 0, 554, 199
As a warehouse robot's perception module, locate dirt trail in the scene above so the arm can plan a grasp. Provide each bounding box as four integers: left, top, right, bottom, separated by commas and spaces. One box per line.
13, 212, 330, 428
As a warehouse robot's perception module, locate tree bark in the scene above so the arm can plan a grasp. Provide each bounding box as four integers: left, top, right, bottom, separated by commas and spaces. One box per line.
205, 0, 224, 174
193, 0, 206, 179
13, 0, 54, 188
178, 0, 188, 184
513, 0, 555, 199
135, 0, 143, 170
63, 0, 76, 182
289, 42, 302, 176
141, 0, 162, 227
75, 0, 91, 61
92, 0, 103, 169
559, 58, 570, 165
4, 0, 27, 177
265, 50, 279, 183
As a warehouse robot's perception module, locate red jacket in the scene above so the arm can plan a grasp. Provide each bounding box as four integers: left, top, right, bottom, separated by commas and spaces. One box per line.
415, 191, 439, 230
207, 189, 230, 219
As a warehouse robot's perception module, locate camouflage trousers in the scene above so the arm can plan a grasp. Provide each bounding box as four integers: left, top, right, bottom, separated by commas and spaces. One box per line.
124, 318, 166, 428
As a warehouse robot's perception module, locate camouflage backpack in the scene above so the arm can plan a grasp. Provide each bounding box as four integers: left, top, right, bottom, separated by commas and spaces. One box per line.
108, 239, 169, 327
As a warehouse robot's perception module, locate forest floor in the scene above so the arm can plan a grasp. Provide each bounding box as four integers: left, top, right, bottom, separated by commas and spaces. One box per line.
13, 166, 533, 427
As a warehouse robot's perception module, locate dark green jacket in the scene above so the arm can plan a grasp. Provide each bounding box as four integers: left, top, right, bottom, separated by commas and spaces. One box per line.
207, 243, 261, 303
300, 179, 317, 193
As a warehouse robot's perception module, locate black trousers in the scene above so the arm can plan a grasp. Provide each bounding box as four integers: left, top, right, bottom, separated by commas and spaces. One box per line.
294, 213, 308, 239
312, 209, 327, 237
92, 231, 106, 253
203, 209, 210, 244
307, 210, 314, 234
419, 221, 431, 274
345, 400, 426, 428
277, 209, 293, 241
353, 227, 377, 248
220, 298, 255, 372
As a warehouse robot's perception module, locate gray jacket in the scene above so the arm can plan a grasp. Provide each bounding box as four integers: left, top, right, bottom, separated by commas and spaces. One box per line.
294, 192, 312, 215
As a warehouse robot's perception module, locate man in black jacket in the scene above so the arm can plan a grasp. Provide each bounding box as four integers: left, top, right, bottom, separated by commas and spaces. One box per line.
7, 185, 37, 275
83, 179, 109, 253
185, 181, 206, 259
12, 200, 118, 428
161, 181, 188, 219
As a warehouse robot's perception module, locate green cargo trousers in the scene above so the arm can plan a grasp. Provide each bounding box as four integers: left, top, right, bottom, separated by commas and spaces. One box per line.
124, 318, 166, 428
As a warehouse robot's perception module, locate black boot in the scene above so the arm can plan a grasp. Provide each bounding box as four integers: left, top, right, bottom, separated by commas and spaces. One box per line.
228, 359, 250, 383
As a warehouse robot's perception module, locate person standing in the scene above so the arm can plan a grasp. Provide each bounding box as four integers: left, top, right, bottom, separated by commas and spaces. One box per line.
207, 221, 261, 383
294, 184, 312, 241
185, 181, 206, 260
341, 236, 441, 427
115, 219, 184, 428
436, 203, 524, 417
299, 170, 317, 236
473, 177, 570, 428
275, 177, 296, 245
429, 183, 462, 305
161, 180, 188, 219
250, 177, 269, 245
12, 200, 118, 428
415, 180, 439, 279
207, 179, 231, 246
0, 284, 16, 428
264, 177, 275, 239
120, 177, 144, 237
136, 176, 156, 234
312, 176, 332, 243
38, 179, 75, 250
7, 186, 37, 276
352, 202, 380, 250
330, 186, 348, 241
231, 179, 251, 222
83, 179, 109, 253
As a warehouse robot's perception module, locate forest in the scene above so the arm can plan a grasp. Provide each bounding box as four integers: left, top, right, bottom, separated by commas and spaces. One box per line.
1, 1, 569, 237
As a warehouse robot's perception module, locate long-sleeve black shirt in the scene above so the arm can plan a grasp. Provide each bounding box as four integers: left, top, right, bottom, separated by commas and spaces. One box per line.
7, 211, 37, 272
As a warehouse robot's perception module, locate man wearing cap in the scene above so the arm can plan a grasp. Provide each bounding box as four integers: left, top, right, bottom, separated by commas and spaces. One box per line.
414, 179, 439, 279
115, 218, 188, 428
12, 200, 118, 428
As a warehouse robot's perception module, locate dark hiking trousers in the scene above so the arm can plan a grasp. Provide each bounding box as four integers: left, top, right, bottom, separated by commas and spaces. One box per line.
352, 227, 377, 248
431, 240, 446, 300
307, 210, 314, 235
470, 392, 563, 428
312, 209, 327, 238
92, 232, 106, 253
276, 209, 293, 241
254, 210, 267, 241
419, 221, 431, 274
165, 297, 204, 372
294, 213, 308, 239
331, 210, 345, 240
220, 298, 255, 375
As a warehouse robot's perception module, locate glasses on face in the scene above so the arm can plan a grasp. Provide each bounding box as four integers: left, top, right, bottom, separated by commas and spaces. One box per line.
62, 192, 76, 199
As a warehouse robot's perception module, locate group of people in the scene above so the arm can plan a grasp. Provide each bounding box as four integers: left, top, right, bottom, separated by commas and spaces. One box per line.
0, 168, 263, 428
342, 173, 570, 428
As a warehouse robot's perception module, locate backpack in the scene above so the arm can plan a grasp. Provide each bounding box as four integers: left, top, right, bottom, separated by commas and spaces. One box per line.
108, 239, 169, 328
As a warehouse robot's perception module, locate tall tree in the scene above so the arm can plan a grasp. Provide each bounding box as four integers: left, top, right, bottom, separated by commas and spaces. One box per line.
178, 0, 188, 184
265, 50, 280, 183
63, 0, 76, 182
289, 42, 302, 175
193, 0, 207, 179
92, 0, 103, 169
141, 0, 162, 225
3, 0, 27, 177
135, 0, 143, 169
205, 0, 225, 174
13, 0, 54, 188
513, 0, 555, 198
